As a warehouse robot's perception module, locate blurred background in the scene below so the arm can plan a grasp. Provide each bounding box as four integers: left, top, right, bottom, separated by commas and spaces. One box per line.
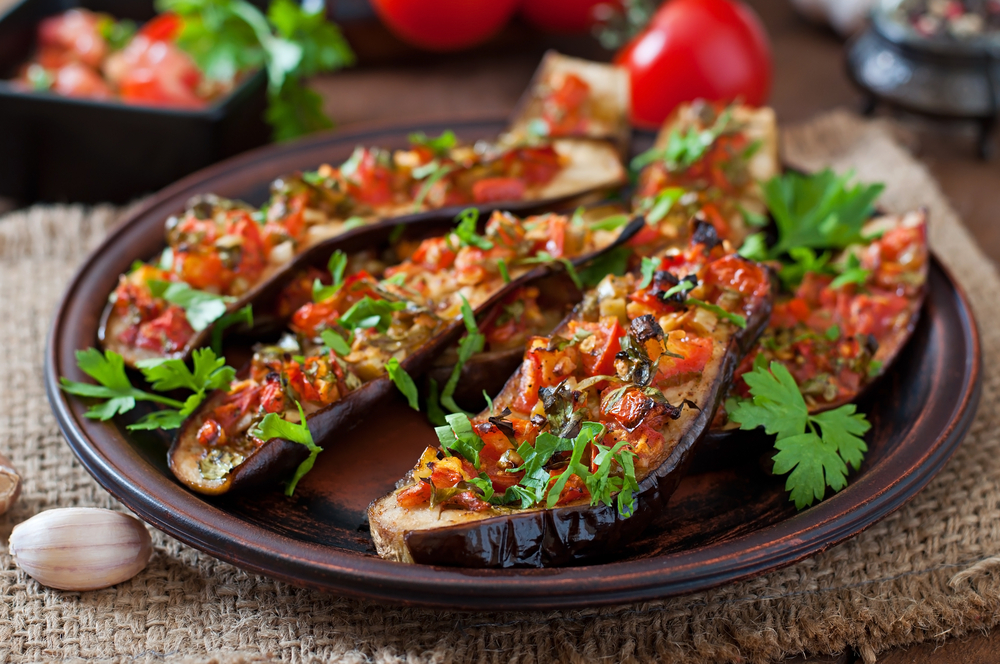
2, 0, 999, 261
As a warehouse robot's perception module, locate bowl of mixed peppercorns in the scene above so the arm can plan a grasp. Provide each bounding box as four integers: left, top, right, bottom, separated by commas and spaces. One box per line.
847, 0, 1000, 157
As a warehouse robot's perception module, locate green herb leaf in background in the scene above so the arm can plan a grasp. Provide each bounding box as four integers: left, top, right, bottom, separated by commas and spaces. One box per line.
251, 400, 323, 495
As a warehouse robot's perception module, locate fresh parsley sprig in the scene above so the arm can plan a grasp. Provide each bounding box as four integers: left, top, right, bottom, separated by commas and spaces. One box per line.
727, 361, 871, 509
250, 400, 323, 495
312, 250, 347, 302
742, 169, 884, 262
59, 347, 235, 431
148, 280, 234, 332
159, 0, 355, 141
630, 106, 734, 173
435, 296, 486, 419
385, 357, 419, 411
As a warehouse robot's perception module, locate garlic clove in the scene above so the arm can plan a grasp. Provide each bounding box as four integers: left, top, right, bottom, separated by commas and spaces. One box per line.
0, 452, 20, 515
8, 507, 153, 591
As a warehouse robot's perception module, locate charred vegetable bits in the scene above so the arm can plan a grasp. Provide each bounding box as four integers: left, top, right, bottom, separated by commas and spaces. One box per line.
368, 231, 773, 567
170, 209, 641, 495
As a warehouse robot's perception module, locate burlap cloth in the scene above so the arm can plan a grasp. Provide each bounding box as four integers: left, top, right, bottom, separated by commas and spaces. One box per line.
2, 111, 1000, 664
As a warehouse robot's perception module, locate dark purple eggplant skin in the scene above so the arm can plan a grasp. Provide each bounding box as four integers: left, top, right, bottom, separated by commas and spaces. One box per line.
170, 217, 645, 496
400, 283, 774, 569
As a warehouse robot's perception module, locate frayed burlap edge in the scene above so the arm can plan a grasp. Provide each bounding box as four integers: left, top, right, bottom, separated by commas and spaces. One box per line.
3, 111, 1000, 664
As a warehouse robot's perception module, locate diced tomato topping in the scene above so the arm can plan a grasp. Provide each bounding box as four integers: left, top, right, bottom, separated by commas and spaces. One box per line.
397, 482, 432, 507
658, 335, 713, 382
137, 13, 182, 42
503, 147, 562, 185
543, 73, 590, 135
410, 237, 457, 271
702, 254, 769, 299
343, 148, 394, 206
472, 177, 526, 203
575, 318, 624, 377
259, 379, 286, 414
133, 306, 194, 353
511, 338, 580, 413
197, 419, 226, 447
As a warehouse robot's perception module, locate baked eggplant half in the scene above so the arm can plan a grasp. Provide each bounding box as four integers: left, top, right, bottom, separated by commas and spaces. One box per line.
629, 101, 779, 256
101, 129, 628, 369
709, 209, 929, 436
169, 210, 644, 495
368, 228, 774, 567
505, 50, 631, 153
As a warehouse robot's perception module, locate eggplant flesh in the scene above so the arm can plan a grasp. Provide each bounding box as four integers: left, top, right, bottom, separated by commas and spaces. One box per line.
505, 50, 631, 153
169, 218, 645, 495
706, 210, 930, 443
368, 271, 774, 568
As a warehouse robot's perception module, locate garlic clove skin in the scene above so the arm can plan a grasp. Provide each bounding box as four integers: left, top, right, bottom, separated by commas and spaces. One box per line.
0, 452, 20, 515
8, 507, 153, 591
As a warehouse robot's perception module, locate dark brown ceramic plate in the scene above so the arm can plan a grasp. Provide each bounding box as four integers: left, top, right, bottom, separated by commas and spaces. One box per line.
45, 118, 981, 610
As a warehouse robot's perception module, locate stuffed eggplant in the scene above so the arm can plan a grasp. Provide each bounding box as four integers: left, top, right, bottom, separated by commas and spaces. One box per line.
505, 50, 631, 152
368, 225, 774, 567
169, 210, 643, 495
710, 209, 929, 435
629, 101, 779, 256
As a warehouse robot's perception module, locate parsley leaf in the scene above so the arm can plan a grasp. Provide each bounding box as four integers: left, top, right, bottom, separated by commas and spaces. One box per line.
638, 187, 685, 224
338, 297, 406, 333
829, 253, 871, 290
312, 249, 348, 302
453, 208, 493, 250
728, 361, 871, 509
435, 412, 484, 468
409, 130, 457, 155
638, 256, 658, 289
60, 349, 185, 421
684, 298, 747, 329
148, 280, 234, 332
320, 328, 352, 356
385, 357, 419, 411
590, 214, 632, 231
497, 258, 511, 283
631, 107, 734, 173
412, 161, 456, 212
439, 296, 485, 415
250, 400, 323, 496
60, 347, 236, 431
763, 169, 884, 258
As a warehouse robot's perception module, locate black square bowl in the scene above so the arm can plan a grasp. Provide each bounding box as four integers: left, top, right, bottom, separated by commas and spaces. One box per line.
0, 0, 270, 204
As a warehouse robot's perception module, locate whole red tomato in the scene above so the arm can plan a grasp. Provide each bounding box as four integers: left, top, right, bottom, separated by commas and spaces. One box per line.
615, 0, 772, 128
519, 0, 618, 33
371, 0, 520, 51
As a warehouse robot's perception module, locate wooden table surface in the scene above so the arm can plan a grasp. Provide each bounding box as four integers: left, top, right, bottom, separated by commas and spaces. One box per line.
315, 1, 1000, 662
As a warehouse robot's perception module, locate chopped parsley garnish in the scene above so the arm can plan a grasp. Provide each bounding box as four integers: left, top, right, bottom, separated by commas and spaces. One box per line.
497, 258, 511, 283
409, 129, 457, 155
438, 296, 486, 416
337, 296, 406, 333
638, 256, 658, 289
435, 412, 484, 468
685, 298, 747, 329
519, 251, 582, 290
453, 208, 493, 250
638, 187, 685, 224
829, 253, 871, 290
385, 357, 419, 411
631, 106, 734, 173
727, 361, 870, 509
250, 400, 323, 496
412, 162, 456, 211
312, 250, 347, 302
589, 213, 632, 231
320, 328, 352, 356
60, 347, 235, 431
147, 280, 234, 332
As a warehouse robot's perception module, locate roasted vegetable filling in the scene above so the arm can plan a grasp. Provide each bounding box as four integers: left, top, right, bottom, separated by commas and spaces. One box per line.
392, 233, 770, 515
190, 210, 624, 480
725, 215, 927, 413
